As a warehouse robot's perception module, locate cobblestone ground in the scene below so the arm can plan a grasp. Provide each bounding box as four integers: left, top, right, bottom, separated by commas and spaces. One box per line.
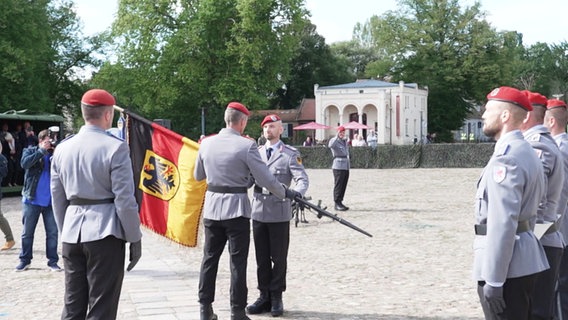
0, 168, 483, 320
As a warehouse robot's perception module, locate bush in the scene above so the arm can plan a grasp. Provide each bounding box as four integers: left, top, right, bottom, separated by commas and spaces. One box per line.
296, 143, 495, 169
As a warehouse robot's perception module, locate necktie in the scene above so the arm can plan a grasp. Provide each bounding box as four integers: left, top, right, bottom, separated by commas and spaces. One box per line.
267, 147, 273, 160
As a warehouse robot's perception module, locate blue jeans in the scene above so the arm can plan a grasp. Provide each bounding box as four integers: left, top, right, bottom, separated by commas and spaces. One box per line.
19, 203, 59, 266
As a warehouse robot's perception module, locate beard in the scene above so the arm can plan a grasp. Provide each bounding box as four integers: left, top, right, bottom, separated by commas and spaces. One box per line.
482, 123, 499, 139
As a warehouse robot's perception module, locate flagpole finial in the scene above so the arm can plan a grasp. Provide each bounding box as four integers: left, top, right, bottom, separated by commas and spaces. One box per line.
113, 105, 125, 113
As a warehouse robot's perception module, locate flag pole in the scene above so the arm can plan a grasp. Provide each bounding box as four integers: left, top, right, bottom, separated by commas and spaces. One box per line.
113, 105, 155, 127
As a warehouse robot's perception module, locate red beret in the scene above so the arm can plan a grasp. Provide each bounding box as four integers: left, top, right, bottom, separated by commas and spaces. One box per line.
522, 90, 548, 107
226, 102, 250, 116
261, 114, 281, 127
337, 126, 345, 132
547, 99, 567, 110
81, 89, 116, 107
487, 86, 532, 111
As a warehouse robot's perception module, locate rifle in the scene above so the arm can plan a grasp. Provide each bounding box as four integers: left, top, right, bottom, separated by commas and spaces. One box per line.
293, 196, 373, 238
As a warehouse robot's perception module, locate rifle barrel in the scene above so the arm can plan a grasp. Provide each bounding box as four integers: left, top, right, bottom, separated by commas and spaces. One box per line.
295, 197, 373, 238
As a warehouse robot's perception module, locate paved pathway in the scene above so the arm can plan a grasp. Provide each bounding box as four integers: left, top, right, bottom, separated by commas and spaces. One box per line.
0, 168, 484, 319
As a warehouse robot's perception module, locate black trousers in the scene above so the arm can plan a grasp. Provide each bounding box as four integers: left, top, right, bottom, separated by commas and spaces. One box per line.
477, 273, 537, 320
252, 220, 290, 294
556, 248, 568, 320
61, 236, 125, 320
332, 169, 349, 203
532, 245, 563, 320
198, 217, 250, 310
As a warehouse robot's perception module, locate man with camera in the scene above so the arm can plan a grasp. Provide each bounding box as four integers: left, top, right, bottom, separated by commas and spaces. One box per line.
16, 129, 61, 271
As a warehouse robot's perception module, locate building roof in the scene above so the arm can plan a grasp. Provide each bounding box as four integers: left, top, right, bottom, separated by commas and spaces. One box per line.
254, 109, 299, 123
297, 98, 315, 121
318, 79, 419, 90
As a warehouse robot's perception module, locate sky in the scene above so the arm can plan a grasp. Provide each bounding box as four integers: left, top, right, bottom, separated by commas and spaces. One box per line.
75, 0, 568, 45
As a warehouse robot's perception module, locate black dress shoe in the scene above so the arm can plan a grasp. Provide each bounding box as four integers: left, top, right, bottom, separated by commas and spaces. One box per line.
335, 203, 347, 211
246, 292, 271, 314
200, 304, 218, 320
271, 292, 284, 317
231, 309, 251, 320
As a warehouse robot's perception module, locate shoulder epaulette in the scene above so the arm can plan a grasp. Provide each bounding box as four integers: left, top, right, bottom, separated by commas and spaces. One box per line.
496, 143, 510, 156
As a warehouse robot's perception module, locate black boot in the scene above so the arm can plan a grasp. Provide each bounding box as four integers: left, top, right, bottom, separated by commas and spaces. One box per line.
334, 202, 348, 211
231, 308, 251, 320
200, 304, 218, 320
270, 291, 284, 317
246, 291, 271, 314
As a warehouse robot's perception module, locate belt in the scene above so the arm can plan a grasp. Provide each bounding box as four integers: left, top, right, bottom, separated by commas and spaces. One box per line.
207, 185, 247, 194
69, 198, 114, 206
334, 156, 347, 159
542, 221, 559, 235
474, 220, 530, 236
254, 185, 272, 195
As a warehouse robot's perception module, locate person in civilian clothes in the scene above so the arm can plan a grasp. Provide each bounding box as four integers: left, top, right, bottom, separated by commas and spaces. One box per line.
0, 144, 15, 250
544, 98, 568, 319
328, 126, 350, 211
474, 86, 549, 320
50, 89, 142, 319
194, 103, 301, 320
246, 115, 309, 317
519, 91, 566, 320
16, 129, 61, 272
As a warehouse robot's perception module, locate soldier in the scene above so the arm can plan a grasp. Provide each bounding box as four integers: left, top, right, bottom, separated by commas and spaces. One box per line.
521, 91, 565, 320
50, 89, 142, 319
194, 103, 300, 320
544, 98, 568, 319
474, 86, 549, 320
246, 115, 309, 317
328, 126, 350, 211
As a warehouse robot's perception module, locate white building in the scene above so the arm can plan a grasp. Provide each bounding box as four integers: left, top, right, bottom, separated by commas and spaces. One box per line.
314, 79, 429, 145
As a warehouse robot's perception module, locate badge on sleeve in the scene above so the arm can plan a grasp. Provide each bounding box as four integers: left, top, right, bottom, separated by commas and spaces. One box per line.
296, 156, 302, 165
493, 166, 506, 183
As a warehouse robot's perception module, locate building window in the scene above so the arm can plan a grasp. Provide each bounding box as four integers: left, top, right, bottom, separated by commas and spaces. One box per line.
405, 118, 409, 137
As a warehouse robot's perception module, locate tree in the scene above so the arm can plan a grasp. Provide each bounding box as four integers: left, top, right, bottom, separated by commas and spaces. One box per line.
0, 0, 96, 117
93, 0, 307, 139
271, 22, 355, 109
354, 0, 522, 140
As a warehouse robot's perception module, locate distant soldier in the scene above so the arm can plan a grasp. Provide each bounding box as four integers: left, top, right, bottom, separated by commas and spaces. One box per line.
474, 86, 549, 320
328, 126, 350, 211
543, 98, 568, 319
247, 114, 309, 317
521, 91, 565, 320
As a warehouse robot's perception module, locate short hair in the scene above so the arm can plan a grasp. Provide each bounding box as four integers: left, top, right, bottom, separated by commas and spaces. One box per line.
81, 103, 112, 121
507, 103, 528, 125
548, 107, 568, 128
224, 108, 247, 125
38, 129, 50, 140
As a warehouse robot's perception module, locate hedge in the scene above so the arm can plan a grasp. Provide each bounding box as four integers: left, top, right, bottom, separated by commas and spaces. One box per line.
296, 143, 495, 169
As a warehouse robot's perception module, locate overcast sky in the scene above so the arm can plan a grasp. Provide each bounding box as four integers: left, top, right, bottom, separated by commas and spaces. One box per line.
76, 0, 567, 45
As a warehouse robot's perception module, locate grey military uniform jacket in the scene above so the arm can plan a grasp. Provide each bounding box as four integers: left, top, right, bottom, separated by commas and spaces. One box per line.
50, 125, 142, 244
251, 142, 309, 223
524, 125, 565, 248
194, 128, 286, 221
328, 135, 350, 170
554, 133, 568, 244
473, 130, 549, 284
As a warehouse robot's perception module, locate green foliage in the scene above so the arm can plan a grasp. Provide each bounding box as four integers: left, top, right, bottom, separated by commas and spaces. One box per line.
354, 0, 522, 139
297, 143, 494, 169
94, 0, 308, 140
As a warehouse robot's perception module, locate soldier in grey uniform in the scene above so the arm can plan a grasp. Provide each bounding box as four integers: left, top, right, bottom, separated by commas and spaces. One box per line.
328, 126, 350, 211
194, 102, 300, 320
50, 89, 142, 319
521, 91, 566, 320
544, 98, 568, 319
474, 86, 549, 320
246, 115, 309, 317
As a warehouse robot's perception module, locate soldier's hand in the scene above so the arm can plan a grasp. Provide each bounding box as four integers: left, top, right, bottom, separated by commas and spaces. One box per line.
284, 188, 302, 201
127, 240, 142, 271
483, 284, 505, 315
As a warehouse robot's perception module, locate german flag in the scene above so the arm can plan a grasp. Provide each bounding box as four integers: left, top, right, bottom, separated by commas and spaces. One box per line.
126, 113, 206, 247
